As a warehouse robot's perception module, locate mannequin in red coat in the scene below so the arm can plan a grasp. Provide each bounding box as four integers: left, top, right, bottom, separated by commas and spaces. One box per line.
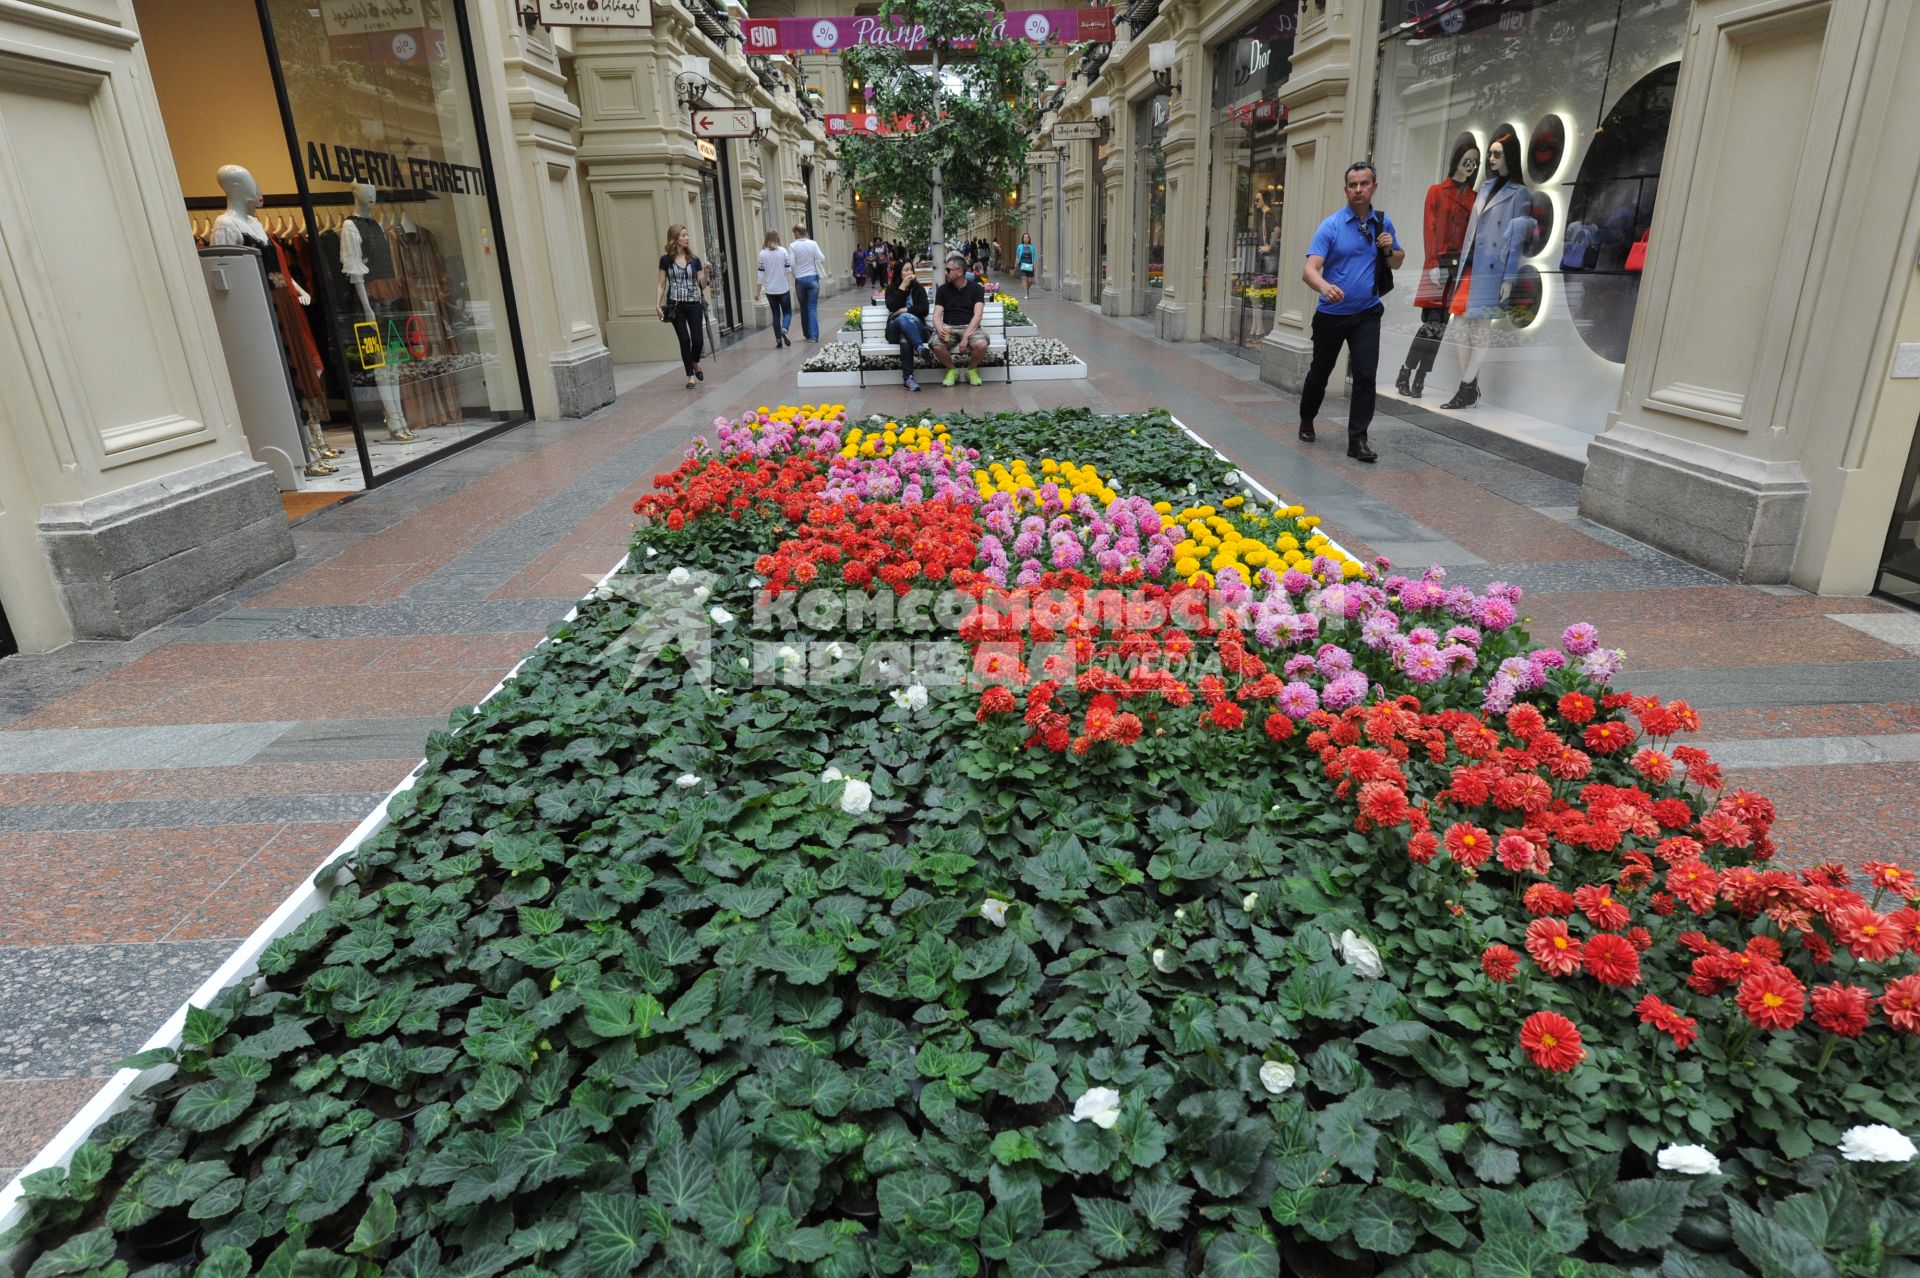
1395, 140, 1479, 400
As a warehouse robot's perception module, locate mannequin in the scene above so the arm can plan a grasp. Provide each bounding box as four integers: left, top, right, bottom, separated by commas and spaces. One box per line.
1442, 136, 1530, 410
339, 182, 413, 441
1395, 141, 1478, 399
212, 164, 337, 476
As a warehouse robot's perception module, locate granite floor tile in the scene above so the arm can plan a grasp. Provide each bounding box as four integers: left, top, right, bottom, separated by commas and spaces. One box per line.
167, 821, 363, 942
0, 723, 295, 773
1621, 661, 1920, 708
0, 794, 381, 832
0, 825, 285, 946
0, 761, 414, 806
0, 1077, 108, 1171
244, 716, 451, 763
0, 941, 239, 1079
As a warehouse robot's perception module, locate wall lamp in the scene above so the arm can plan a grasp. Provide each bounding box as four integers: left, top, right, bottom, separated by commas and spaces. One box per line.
675, 55, 713, 110
750, 106, 773, 141
1089, 95, 1111, 119
1148, 41, 1180, 96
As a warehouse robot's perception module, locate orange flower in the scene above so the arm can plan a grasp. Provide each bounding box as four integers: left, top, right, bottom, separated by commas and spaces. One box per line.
1519, 1011, 1585, 1072
1735, 966, 1805, 1032
1525, 917, 1582, 977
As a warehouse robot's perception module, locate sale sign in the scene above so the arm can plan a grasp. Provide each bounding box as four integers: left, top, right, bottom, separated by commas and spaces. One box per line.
743, 7, 1112, 55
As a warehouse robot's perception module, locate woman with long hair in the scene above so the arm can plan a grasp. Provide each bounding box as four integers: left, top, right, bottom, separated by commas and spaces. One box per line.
884, 258, 931, 392
656, 224, 710, 388
1015, 231, 1036, 298
755, 229, 794, 348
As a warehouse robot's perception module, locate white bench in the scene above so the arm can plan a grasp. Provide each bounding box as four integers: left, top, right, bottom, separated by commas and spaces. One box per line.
857, 302, 1009, 386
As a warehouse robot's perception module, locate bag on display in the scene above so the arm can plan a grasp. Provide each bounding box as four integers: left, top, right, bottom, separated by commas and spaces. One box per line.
1559, 222, 1599, 272
1371, 213, 1396, 299
1625, 229, 1650, 273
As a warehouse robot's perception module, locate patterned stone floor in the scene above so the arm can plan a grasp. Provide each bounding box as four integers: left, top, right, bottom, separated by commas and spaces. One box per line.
3, 289, 1918, 1181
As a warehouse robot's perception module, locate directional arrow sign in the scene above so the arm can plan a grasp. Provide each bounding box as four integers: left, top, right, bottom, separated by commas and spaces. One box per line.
1053, 122, 1102, 141
692, 107, 755, 138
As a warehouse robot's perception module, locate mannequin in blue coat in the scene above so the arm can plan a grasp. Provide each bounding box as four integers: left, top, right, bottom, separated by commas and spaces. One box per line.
1442, 138, 1528, 410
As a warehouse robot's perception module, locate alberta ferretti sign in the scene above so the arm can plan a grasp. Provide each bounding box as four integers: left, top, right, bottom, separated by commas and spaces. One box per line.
319, 0, 422, 37
743, 7, 1112, 55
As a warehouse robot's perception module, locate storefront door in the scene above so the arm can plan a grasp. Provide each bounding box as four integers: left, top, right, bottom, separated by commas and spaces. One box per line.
1135, 96, 1168, 317
1208, 3, 1296, 359
1877, 416, 1920, 607
698, 163, 738, 336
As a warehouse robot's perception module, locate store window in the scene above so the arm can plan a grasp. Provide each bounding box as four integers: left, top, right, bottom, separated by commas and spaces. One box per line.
1207, 2, 1297, 357
1092, 138, 1111, 288
145, 0, 530, 495
1135, 95, 1169, 316
1372, 0, 1688, 436
698, 141, 744, 337
1879, 418, 1920, 608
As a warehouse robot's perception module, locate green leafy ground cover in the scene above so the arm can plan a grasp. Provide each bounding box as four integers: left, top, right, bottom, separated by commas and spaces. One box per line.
5, 410, 1918, 1278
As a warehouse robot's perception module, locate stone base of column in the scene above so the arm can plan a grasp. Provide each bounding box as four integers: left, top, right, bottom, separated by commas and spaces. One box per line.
551, 345, 616, 418
1260, 326, 1315, 393
38, 453, 294, 641
1061, 275, 1083, 302
1580, 423, 1810, 583
1154, 300, 1190, 342
1100, 283, 1121, 315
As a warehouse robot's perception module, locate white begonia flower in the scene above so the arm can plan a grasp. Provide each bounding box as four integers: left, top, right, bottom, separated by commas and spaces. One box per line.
1152, 948, 1174, 974
1338, 930, 1385, 979
644, 545, 659, 558
826, 641, 846, 661
820, 766, 845, 784
1070, 1087, 1122, 1129
1242, 891, 1259, 912
839, 777, 874, 815
750, 576, 763, 589
692, 584, 711, 604
1839, 1125, 1918, 1164
1174, 906, 1186, 922
709, 606, 735, 627
891, 683, 929, 712
668, 566, 692, 586
1259, 1061, 1296, 1095
979, 898, 1009, 928
675, 773, 701, 789
1656, 1145, 1722, 1176
737, 657, 751, 671
777, 644, 802, 669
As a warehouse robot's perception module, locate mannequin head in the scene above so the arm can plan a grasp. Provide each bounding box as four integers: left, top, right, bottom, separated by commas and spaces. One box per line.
1488, 142, 1509, 178
1446, 133, 1479, 184
216, 165, 261, 213
1486, 125, 1522, 183
352, 182, 377, 214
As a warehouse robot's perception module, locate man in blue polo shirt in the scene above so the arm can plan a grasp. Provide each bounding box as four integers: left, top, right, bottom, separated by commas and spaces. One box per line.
1300, 161, 1405, 463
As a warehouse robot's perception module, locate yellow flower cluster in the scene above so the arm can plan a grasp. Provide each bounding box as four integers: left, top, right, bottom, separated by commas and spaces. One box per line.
973, 458, 1117, 508
991, 293, 1020, 308
841, 419, 950, 458
753, 404, 845, 426
1157, 497, 1365, 587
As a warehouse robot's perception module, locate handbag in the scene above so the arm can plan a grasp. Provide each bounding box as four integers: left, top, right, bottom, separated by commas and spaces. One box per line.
1559, 223, 1599, 272
1371, 213, 1396, 299
1625, 229, 1650, 273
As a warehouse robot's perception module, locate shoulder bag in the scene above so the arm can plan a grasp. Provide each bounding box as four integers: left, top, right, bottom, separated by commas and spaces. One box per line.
1371, 213, 1396, 299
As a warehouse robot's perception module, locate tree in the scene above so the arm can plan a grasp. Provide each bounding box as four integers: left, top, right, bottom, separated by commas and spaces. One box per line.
839, 0, 1048, 253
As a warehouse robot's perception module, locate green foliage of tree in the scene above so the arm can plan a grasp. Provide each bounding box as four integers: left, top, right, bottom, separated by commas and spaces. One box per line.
840, 0, 1050, 248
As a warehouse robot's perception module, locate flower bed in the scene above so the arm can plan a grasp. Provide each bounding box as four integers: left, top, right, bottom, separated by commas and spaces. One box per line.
799, 339, 1085, 386
6, 406, 1919, 1278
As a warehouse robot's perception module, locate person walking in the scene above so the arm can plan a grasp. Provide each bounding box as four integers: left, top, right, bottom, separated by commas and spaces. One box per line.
789, 223, 826, 342
755, 229, 794, 348
885, 259, 931, 392
1015, 232, 1037, 298
1299, 162, 1404, 463
656, 223, 711, 390
930, 254, 989, 387
852, 244, 869, 292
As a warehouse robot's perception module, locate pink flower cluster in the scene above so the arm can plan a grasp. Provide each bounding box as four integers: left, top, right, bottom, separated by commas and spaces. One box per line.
977, 493, 1176, 588
705, 409, 846, 458
823, 439, 980, 506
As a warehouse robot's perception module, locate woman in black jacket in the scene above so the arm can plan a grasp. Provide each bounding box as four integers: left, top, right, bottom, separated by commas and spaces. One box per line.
885, 259, 931, 392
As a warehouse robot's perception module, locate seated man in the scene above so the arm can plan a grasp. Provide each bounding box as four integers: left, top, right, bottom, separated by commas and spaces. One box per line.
930, 255, 989, 386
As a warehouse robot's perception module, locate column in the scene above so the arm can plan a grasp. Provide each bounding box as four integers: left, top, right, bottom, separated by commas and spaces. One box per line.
1099, 79, 1134, 316
477, 9, 614, 418
1581, 0, 1920, 590
1259, 0, 1370, 391
1154, 0, 1207, 341
0, 0, 292, 650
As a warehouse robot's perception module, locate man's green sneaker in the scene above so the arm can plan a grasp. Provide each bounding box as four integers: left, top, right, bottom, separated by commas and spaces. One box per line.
943, 369, 959, 387
966, 369, 982, 386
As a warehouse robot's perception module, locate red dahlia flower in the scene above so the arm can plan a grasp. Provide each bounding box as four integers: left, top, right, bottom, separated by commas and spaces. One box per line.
1481, 944, 1520, 983
1882, 974, 1920, 1034
1557, 692, 1596, 725
1444, 822, 1493, 869
1583, 933, 1642, 987
1834, 906, 1906, 963
1525, 917, 1583, 977
1519, 1011, 1585, 1072
977, 686, 1017, 720
1574, 883, 1632, 931
1264, 713, 1296, 742
1811, 983, 1872, 1037
1863, 860, 1915, 893
1735, 966, 1805, 1031
1582, 721, 1632, 755
1524, 884, 1576, 917
1207, 701, 1245, 730
1635, 994, 1699, 1049
1407, 830, 1438, 864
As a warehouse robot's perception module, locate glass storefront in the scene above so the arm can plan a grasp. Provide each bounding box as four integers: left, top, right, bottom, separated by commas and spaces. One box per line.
1092, 138, 1111, 290
1879, 418, 1920, 607
1207, 2, 1297, 358
697, 144, 744, 336
1372, 0, 1689, 435
1135, 95, 1169, 316
147, 0, 530, 493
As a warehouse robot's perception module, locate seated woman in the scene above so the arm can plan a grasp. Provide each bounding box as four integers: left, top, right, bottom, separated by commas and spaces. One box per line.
884, 259, 931, 392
